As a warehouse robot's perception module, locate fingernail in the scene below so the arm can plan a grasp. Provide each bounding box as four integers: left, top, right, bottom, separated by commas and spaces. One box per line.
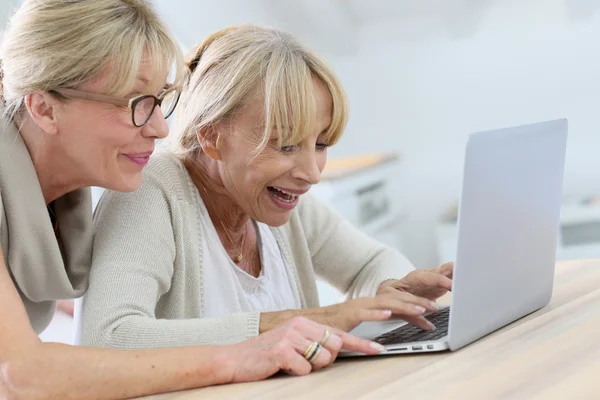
415, 305, 426, 313
427, 321, 436, 330
430, 301, 440, 310
382, 310, 392, 316
370, 342, 386, 352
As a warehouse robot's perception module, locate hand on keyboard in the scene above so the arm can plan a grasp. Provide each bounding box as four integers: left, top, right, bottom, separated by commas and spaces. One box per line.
287, 291, 440, 332
377, 262, 453, 302
373, 307, 451, 346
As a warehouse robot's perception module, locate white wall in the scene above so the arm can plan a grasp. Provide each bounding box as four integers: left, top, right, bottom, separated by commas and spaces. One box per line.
328, 0, 600, 267
7, 0, 596, 270
0, 0, 19, 31
152, 0, 357, 57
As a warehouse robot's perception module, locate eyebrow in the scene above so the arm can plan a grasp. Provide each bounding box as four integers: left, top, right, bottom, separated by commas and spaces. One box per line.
130, 77, 162, 96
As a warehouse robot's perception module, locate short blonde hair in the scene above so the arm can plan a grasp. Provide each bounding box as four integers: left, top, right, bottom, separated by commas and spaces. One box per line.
171, 25, 348, 157
0, 0, 185, 121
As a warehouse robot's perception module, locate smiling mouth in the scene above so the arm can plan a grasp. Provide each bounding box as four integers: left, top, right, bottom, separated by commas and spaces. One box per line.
267, 187, 298, 203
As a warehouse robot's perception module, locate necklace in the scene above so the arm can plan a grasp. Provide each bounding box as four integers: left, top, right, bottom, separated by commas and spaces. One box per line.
187, 159, 248, 264
199, 186, 248, 263
219, 220, 247, 263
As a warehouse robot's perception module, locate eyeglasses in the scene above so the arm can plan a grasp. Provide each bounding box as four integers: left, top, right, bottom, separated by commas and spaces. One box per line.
52, 85, 181, 127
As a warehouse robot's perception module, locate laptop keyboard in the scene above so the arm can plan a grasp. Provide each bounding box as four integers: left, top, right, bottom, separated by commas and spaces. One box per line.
373, 307, 450, 346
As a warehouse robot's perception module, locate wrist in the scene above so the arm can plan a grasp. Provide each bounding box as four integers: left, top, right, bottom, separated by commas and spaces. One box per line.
208, 346, 239, 385
259, 309, 296, 333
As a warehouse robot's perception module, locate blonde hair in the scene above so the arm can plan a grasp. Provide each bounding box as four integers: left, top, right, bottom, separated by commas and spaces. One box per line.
0, 0, 185, 121
171, 25, 348, 157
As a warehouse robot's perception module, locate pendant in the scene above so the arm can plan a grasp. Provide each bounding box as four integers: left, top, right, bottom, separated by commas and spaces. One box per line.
234, 254, 243, 263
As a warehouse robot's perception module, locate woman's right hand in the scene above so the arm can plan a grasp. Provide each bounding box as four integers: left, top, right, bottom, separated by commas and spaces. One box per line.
309, 291, 440, 332
222, 316, 384, 383
261, 291, 440, 334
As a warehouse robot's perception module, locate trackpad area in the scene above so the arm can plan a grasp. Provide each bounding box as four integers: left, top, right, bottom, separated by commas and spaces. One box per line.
349, 319, 409, 340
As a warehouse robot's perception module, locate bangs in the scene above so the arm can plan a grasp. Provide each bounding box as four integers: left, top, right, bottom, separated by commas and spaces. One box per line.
102, 23, 184, 97
256, 52, 347, 154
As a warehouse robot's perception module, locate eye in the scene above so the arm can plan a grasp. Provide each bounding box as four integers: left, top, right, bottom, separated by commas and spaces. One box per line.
279, 145, 298, 153
127, 90, 143, 98
157, 84, 172, 98
316, 143, 329, 151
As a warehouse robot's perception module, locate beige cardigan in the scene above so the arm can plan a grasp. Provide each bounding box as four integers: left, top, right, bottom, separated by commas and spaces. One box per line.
0, 112, 93, 333
81, 152, 415, 349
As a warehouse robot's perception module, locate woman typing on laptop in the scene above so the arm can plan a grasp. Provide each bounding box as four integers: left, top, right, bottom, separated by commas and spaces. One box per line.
80, 25, 454, 350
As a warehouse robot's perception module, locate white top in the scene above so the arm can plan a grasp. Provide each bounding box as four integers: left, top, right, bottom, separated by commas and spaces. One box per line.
200, 199, 302, 317
80, 152, 416, 349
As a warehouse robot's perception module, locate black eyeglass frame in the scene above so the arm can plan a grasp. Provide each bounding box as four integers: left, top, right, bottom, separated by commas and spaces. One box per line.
52, 85, 181, 127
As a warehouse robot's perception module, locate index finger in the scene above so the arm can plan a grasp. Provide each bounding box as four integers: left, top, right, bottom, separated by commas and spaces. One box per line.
421, 271, 453, 291
435, 262, 454, 278
331, 327, 385, 355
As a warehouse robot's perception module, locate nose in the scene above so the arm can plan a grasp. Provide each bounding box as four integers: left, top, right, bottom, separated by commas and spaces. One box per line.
291, 148, 322, 185
141, 105, 169, 139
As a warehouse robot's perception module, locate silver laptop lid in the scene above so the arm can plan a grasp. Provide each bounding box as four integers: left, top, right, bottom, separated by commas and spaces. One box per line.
448, 119, 568, 351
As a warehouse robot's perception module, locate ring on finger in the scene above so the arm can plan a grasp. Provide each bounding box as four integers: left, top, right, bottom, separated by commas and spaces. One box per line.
303, 341, 322, 363
319, 329, 331, 346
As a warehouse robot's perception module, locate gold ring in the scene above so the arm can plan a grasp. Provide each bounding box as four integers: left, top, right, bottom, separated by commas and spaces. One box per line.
303, 341, 322, 363
303, 341, 317, 358
319, 329, 331, 346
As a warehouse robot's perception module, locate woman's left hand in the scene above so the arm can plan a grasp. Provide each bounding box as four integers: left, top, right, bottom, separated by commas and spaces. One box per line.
377, 262, 454, 301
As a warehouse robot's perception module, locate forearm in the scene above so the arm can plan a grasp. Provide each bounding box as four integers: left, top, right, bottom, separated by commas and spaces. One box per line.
345, 256, 413, 299
83, 312, 260, 349
303, 199, 415, 298
3, 341, 233, 400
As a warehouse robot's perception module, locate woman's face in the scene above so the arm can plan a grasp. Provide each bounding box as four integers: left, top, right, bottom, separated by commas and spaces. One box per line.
214, 77, 333, 227
54, 59, 169, 192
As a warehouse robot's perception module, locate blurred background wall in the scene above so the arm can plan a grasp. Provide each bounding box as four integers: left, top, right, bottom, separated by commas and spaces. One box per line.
4, 0, 600, 268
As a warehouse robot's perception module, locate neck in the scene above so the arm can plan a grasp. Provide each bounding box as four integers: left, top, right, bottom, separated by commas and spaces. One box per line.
19, 117, 82, 204
183, 154, 250, 245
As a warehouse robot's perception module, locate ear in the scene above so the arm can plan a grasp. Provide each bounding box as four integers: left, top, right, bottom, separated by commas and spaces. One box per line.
23, 91, 62, 136
196, 125, 222, 160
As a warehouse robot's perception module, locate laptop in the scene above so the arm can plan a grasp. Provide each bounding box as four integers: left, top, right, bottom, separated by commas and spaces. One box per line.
342, 118, 568, 356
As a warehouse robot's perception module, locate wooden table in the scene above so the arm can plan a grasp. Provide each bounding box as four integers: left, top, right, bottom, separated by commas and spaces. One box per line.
142, 259, 600, 400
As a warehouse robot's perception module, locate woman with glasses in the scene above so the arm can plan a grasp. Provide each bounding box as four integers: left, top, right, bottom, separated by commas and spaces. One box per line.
0, 1, 380, 399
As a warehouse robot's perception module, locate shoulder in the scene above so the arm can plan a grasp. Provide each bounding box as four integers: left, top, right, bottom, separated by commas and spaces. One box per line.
0, 110, 19, 152
138, 151, 196, 203
95, 152, 196, 218
0, 189, 4, 237
144, 152, 187, 184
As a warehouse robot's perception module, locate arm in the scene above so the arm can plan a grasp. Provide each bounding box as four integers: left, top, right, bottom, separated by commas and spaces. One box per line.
299, 194, 415, 298
0, 247, 235, 400
81, 171, 258, 349
0, 248, 384, 400
295, 195, 452, 327
259, 195, 438, 333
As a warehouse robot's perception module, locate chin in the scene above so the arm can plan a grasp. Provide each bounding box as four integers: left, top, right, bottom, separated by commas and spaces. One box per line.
261, 212, 293, 227
102, 175, 142, 193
